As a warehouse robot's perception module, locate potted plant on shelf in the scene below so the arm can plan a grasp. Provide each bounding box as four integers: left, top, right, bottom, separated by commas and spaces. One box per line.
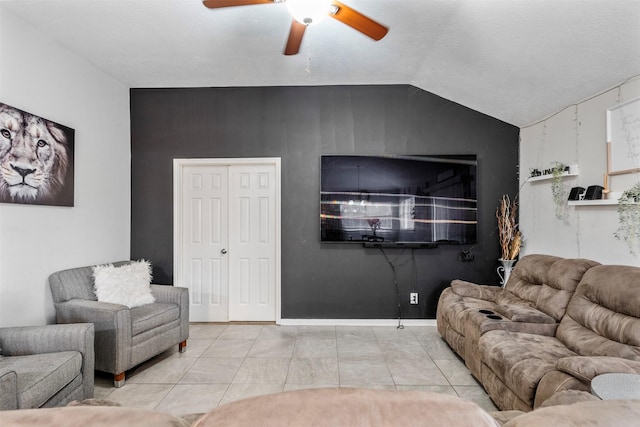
496, 194, 522, 286
614, 182, 640, 255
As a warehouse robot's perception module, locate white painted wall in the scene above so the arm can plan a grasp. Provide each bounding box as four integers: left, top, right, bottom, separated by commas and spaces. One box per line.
0, 7, 131, 326
519, 77, 640, 266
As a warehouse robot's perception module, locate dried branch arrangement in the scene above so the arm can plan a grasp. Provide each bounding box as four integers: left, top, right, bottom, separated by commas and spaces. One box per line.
496, 194, 522, 260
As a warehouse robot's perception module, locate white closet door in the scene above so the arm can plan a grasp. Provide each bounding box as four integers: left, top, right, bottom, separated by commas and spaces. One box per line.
180, 164, 229, 322
228, 164, 277, 321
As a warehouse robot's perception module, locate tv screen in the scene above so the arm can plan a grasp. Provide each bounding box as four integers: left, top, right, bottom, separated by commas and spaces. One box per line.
320, 155, 477, 247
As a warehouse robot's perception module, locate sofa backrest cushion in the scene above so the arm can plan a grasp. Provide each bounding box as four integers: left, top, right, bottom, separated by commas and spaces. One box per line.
49, 261, 133, 303
495, 255, 599, 321
557, 265, 640, 360
535, 258, 600, 320
496, 254, 563, 309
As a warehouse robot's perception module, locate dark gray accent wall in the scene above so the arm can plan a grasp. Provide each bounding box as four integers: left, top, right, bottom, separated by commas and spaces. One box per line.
130, 85, 519, 319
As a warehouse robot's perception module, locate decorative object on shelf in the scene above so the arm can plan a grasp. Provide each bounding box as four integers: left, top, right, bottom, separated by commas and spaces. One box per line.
497, 258, 516, 287
614, 182, 640, 255
550, 161, 569, 220
496, 194, 521, 286
529, 167, 542, 178
584, 185, 604, 200
568, 186, 586, 200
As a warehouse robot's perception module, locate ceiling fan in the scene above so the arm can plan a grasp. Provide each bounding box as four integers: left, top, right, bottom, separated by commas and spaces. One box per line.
202, 0, 389, 55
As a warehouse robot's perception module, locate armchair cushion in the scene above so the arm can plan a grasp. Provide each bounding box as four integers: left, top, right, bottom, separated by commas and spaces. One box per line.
93, 260, 155, 308
131, 303, 180, 336
557, 356, 640, 383
0, 352, 82, 409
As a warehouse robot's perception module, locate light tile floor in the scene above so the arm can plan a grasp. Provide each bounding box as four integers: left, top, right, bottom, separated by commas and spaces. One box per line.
95, 324, 497, 417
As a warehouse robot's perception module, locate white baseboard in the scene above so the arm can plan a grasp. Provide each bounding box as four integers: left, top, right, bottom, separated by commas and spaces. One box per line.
278, 318, 437, 327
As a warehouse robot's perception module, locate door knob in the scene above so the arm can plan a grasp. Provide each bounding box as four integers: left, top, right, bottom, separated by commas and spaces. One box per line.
220, 249, 228, 255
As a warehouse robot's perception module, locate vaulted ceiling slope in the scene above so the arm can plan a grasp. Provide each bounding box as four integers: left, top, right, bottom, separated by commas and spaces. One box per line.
2, 0, 639, 127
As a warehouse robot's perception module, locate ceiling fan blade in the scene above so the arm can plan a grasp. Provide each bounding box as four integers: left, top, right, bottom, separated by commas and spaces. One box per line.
202, 0, 274, 9
328, 1, 388, 41
284, 19, 306, 55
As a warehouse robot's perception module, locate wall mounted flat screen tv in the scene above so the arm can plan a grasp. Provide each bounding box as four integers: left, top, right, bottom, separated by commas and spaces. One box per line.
320, 155, 477, 247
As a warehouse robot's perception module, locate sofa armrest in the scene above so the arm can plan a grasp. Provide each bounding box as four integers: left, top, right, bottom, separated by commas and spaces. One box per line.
479, 320, 558, 337
150, 285, 189, 342
450, 280, 501, 301
494, 305, 556, 324
557, 356, 640, 383
0, 368, 18, 410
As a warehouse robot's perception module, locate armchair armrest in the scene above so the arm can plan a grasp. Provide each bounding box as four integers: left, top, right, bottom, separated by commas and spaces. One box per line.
494, 304, 556, 324
150, 285, 189, 343
54, 299, 131, 326
557, 356, 640, 383
54, 299, 131, 375
450, 280, 501, 301
0, 368, 18, 410
0, 323, 94, 357
150, 284, 188, 305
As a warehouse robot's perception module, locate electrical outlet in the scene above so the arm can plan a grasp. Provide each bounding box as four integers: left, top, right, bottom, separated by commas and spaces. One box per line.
410, 292, 418, 305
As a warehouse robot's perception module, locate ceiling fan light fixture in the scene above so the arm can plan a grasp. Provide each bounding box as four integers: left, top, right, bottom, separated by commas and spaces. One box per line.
286, 0, 332, 26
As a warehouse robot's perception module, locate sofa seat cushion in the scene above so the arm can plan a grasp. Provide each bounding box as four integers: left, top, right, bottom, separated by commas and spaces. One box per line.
0, 351, 82, 409
479, 330, 576, 406
131, 303, 180, 337
556, 356, 640, 382
502, 398, 640, 427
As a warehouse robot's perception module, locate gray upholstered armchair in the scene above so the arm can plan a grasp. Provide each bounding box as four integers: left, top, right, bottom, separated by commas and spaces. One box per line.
0, 323, 94, 410
49, 261, 189, 387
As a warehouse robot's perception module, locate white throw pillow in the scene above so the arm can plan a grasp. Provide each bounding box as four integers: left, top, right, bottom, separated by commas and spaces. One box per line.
93, 260, 155, 308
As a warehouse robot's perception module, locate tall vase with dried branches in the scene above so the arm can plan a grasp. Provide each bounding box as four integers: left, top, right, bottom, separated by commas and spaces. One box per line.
496, 195, 522, 286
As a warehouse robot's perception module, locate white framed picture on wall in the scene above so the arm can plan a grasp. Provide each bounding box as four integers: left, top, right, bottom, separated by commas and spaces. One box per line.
607, 97, 640, 176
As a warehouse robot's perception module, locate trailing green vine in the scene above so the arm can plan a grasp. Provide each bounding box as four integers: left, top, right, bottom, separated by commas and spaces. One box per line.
614, 182, 640, 255
550, 161, 569, 220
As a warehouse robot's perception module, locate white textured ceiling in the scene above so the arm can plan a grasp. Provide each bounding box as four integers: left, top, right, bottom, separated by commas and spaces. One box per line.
2, 0, 640, 127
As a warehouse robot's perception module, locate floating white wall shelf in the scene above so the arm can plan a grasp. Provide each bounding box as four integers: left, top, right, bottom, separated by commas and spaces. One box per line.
568, 199, 619, 206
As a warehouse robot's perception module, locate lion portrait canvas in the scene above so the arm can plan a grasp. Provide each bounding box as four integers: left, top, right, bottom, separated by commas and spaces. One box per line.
0, 102, 74, 206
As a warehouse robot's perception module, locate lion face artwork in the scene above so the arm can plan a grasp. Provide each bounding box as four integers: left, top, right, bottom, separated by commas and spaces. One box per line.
0, 103, 74, 206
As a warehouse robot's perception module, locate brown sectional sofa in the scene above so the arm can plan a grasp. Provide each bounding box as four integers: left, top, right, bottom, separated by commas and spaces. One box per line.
437, 254, 640, 411
437, 254, 599, 379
